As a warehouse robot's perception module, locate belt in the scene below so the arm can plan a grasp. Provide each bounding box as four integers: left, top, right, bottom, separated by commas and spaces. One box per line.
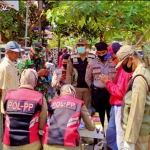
93, 86, 106, 91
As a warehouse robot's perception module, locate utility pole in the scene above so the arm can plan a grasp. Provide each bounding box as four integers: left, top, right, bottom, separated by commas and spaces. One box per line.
38, 0, 43, 43
25, 1, 29, 48
25, 5, 29, 47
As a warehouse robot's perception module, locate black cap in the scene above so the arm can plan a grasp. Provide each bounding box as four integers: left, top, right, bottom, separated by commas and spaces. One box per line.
95, 42, 108, 51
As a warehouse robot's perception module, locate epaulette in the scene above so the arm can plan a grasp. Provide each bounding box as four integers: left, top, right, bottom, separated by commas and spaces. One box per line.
88, 53, 96, 59
70, 53, 78, 59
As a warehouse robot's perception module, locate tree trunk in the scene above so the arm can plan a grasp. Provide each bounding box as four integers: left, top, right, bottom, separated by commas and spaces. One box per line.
99, 32, 104, 42
1, 32, 9, 43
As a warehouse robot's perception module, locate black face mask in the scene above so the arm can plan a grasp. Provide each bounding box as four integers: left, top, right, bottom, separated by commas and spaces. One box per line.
122, 60, 133, 73
98, 54, 107, 62
63, 64, 67, 69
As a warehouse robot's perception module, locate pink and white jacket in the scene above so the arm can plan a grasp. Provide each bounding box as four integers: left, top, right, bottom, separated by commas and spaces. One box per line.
106, 66, 132, 106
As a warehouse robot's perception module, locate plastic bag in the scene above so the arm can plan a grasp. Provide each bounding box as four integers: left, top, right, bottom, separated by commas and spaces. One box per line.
94, 141, 104, 150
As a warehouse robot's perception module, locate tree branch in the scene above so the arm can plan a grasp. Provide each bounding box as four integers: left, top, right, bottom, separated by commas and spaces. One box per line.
135, 26, 150, 47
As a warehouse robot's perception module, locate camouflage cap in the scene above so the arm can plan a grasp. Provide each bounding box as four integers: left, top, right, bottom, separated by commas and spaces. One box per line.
31, 42, 45, 57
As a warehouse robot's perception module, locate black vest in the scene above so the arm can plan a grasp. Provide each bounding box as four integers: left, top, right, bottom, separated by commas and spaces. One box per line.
71, 53, 95, 88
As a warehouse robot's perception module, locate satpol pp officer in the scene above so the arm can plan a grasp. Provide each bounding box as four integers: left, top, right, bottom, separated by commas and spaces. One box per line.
66, 38, 95, 108
85, 42, 117, 127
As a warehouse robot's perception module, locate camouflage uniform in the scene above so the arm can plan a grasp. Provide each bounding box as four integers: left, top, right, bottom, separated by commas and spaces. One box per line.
18, 42, 49, 100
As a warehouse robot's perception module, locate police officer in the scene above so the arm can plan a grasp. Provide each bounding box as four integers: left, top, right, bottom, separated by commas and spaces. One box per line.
42, 84, 95, 150
85, 42, 117, 127
66, 38, 95, 108
3, 69, 47, 150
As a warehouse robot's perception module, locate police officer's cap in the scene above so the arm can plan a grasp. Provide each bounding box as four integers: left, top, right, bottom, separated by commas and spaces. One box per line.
95, 42, 108, 51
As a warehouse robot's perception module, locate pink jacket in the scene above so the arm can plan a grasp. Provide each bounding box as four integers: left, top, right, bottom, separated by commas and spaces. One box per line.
106, 66, 132, 106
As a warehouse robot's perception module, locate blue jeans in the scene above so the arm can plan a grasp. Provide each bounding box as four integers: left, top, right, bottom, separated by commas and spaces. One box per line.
106, 106, 123, 150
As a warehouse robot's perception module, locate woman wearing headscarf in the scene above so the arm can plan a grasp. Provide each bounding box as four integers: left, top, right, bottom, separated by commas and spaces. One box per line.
42, 84, 95, 150
3, 69, 47, 150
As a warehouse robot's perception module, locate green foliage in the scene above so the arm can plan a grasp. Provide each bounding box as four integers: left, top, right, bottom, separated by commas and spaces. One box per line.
0, 1, 26, 40
46, 0, 150, 43
49, 40, 58, 47
58, 36, 99, 49
0, 1, 50, 43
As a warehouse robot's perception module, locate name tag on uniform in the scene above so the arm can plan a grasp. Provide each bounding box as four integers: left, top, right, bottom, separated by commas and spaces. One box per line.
109, 68, 116, 72
7, 100, 36, 113
92, 69, 101, 74
109, 66, 115, 68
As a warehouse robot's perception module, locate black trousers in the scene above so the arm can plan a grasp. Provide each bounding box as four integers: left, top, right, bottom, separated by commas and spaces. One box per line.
92, 87, 111, 128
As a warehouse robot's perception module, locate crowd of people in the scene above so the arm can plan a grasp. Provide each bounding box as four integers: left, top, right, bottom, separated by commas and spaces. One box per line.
0, 38, 150, 150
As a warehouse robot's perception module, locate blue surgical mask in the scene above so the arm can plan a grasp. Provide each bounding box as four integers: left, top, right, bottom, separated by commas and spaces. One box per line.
77, 47, 85, 54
